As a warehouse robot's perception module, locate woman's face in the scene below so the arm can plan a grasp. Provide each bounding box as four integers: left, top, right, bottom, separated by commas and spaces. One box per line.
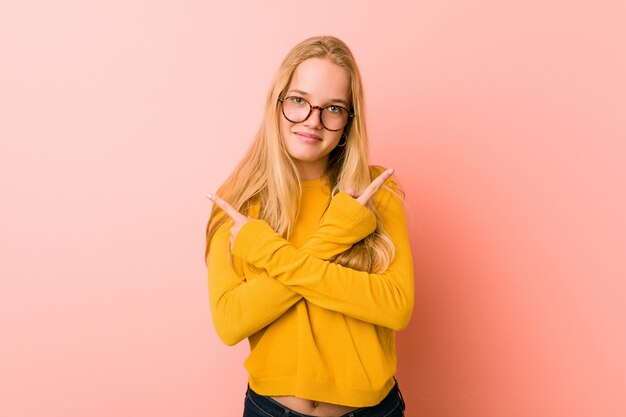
279, 57, 351, 180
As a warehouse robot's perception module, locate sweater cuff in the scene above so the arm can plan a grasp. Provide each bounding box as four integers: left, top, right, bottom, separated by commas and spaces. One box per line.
328, 192, 377, 233
231, 219, 273, 261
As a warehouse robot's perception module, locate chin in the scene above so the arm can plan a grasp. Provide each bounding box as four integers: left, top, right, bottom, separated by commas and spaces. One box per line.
289, 152, 325, 163
285, 145, 322, 161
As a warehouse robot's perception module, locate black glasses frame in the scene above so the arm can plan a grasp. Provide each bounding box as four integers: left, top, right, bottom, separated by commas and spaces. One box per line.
278, 96, 355, 131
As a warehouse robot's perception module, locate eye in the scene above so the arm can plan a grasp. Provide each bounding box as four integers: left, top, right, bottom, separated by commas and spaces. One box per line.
290, 96, 305, 105
327, 105, 342, 114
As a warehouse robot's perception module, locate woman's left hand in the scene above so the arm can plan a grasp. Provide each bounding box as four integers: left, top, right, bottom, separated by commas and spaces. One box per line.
345, 168, 395, 206
206, 193, 251, 249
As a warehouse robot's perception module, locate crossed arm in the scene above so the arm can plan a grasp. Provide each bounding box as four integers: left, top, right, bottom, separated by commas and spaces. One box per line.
207, 168, 414, 346
207, 192, 378, 345
232, 188, 414, 331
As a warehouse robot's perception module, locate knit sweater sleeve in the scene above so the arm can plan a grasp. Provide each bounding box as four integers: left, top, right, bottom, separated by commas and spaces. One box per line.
231, 188, 414, 331
207, 218, 299, 346
300, 191, 377, 258
207, 193, 377, 345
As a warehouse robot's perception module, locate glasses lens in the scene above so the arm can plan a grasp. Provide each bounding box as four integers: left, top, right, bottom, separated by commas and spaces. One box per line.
281, 96, 351, 131
321, 106, 349, 131
282, 97, 310, 123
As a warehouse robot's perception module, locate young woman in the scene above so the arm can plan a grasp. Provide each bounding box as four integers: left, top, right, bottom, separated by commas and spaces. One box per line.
206, 35, 414, 417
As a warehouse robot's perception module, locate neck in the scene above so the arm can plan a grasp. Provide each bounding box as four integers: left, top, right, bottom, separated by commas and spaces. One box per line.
296, 159, 328, 180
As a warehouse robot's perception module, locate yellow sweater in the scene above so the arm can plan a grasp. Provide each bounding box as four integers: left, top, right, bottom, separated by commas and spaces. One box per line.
207, 168, 414, 407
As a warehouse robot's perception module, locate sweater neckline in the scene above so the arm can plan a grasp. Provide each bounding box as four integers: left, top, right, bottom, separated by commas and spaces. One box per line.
300, 176, 329, 188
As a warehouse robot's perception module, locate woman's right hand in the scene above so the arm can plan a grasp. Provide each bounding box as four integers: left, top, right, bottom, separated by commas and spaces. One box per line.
345, 168, 395, 206
206, 193, 252, 250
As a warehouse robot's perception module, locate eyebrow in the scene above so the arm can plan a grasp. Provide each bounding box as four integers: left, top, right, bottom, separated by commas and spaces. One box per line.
287, 89, 350, 107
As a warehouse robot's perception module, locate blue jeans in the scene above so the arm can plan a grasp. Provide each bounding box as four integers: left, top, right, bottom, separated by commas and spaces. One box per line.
243, 380, 406, 417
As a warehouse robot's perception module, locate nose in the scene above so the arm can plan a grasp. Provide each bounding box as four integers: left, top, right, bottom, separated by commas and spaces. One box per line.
304, 106, 323, 129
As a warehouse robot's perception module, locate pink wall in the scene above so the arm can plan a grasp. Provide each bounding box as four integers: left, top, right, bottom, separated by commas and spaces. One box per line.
1, 1, 624, 416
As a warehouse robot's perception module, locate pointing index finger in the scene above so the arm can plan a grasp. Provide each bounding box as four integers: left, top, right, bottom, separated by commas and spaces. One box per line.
370, 168, 394, 190
362, 168, 394, 197
355, 168, 395, 205
207, 193, 240, 220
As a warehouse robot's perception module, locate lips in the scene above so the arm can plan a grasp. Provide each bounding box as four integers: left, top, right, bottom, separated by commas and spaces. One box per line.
295, 132, 322, 141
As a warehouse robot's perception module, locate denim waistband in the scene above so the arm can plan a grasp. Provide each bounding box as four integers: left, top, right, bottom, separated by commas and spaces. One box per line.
244, 380, 405, 417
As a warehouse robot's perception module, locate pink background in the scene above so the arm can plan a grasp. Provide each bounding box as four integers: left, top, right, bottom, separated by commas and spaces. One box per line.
1, 1, 625, 416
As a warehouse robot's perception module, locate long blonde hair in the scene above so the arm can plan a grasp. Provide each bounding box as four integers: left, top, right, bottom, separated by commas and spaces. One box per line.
205, 35, 401, 273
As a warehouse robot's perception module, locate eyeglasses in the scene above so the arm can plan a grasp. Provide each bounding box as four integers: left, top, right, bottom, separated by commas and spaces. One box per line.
278, 96, 354, 131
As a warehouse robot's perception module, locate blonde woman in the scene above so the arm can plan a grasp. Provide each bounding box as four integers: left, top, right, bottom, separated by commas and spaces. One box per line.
206, 35, 413, 417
